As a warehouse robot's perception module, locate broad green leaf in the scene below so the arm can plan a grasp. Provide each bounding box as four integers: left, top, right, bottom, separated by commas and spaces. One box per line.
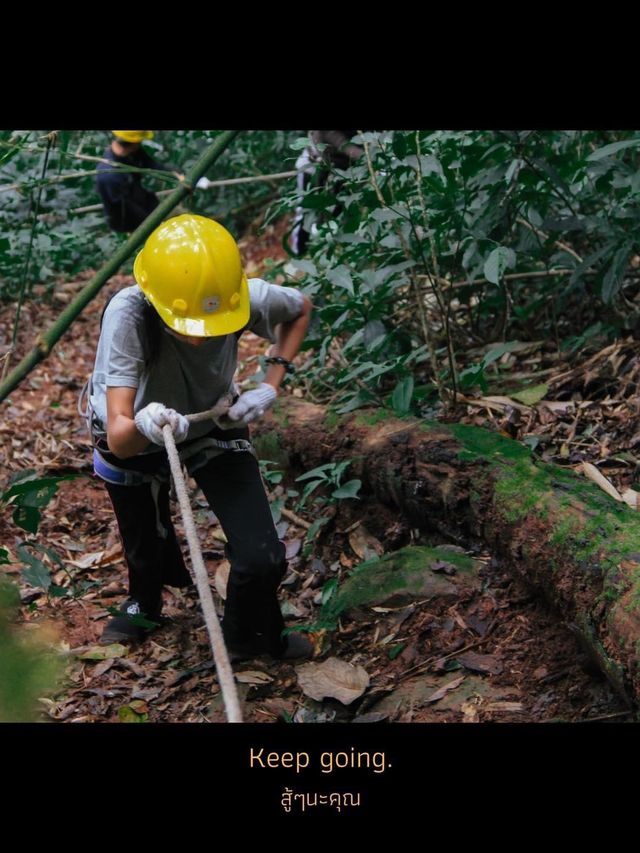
290, 137, 312, 151
511, 383, 549, 406
3, 474, 76, 502
336, 390, 376, 414
22, 561, 52, 592
77, 643, 128, 660
331, 479, 361, 500
290, 259, 317, 276
300, 480, 324, 504
300, 191, 336, 210
13, 505, 40, 534
269, 497, 284, 525
391, 376, 414, 414
388, 643, 406, 660
326, 265, 354, 295
602, 244, 633, 304
587, 139, 640, 161
484, 247, 516, 285
321, 578, 338, 606
296, 463, 335, 482
482, 341, 521, 366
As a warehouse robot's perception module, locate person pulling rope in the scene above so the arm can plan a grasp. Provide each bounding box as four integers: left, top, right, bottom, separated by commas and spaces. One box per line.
83, 214, 315, 722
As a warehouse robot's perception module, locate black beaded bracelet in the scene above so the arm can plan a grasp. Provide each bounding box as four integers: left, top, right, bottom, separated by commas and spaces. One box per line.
264, 356, 296, 374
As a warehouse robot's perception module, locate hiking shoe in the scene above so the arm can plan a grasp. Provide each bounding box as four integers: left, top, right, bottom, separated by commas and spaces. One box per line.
100, 599, 162, 645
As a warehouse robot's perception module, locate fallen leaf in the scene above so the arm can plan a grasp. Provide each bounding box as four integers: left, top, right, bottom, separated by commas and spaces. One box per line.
581, 462, 622, 501
281, 600, 305, 618
118, 703, 149, 723
512, 383, 548, 406
76, 643, 128, 660
69, 542, 123, 569
296, 657, 370, 705
425, 675, 465, 704
457, 652, 503, 675
92, 658, 115, 678
348, 525, 383, 561
539, 400, 575, 415
285, 539, 302, 559
214, 559, 230, 600
235, 670, 274, 685
69, 550, 105, 570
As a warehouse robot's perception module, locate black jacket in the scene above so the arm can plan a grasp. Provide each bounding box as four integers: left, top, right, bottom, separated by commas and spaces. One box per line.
96, 146, 167, 233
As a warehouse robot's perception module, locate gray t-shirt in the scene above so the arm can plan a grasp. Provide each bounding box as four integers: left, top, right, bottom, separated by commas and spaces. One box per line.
90, 279, 304, 446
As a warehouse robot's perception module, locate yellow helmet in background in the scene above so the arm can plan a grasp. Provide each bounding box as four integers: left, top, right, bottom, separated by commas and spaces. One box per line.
111, 130, 154, 143
133, 214, 250, 337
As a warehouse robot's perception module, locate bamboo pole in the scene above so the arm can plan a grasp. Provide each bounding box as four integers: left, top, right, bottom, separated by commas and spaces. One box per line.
0, 131, 241, 404
67, 170, 298, 215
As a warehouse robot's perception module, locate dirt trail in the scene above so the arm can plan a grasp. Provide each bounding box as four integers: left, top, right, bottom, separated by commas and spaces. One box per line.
0, 220, 632, 723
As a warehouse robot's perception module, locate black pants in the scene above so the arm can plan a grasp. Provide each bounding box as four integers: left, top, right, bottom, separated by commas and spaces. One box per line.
103, 449, 287, 656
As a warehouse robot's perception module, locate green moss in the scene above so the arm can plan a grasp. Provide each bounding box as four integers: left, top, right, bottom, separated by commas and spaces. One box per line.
445, 422, 532, 463
434, 422, 640, 576
251, 432, 290, 470
270, 398, 290, 427
550, 514, 582, 548
575, 612, 627, 697
353, 409, 397, 428
324, 410, 342, 432
322, 545, 478, 623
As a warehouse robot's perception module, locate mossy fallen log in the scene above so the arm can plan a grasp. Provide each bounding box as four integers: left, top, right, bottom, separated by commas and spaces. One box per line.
255, 399, 640, 705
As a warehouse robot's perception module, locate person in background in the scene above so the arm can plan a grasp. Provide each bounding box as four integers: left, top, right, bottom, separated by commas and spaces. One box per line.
290, 130, 364, 255
96, 131, 209, 233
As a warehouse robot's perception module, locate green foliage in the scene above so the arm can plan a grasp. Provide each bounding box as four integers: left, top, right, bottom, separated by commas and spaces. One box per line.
293, 461, 361, 557
295, 460, 361, 509
0, 130, 298, 299
271, 130, 640, 411
0, 579, 63, 721
2, 469, 78, 534
1, 470, 87, 598
259, 459, 284, 485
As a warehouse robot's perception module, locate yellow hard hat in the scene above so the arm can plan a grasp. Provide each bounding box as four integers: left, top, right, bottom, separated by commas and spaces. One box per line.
111, 130, 154, 143
133, 214, 250, 337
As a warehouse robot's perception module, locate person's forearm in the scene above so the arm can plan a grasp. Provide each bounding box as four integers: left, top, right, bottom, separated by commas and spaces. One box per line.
265, 298, 312, 390
107, 414, 151, 459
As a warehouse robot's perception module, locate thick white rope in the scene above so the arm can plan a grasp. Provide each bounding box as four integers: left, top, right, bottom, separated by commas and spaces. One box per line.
162, 399, 243, 723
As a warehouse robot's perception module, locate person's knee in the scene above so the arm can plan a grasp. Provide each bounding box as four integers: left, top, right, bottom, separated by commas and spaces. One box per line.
226, 540, 286, 589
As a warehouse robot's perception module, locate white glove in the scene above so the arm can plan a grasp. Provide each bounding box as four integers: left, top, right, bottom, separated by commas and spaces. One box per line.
226, 383, 277, 425
196, 177, 210, 190
134, 402, 190, 446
